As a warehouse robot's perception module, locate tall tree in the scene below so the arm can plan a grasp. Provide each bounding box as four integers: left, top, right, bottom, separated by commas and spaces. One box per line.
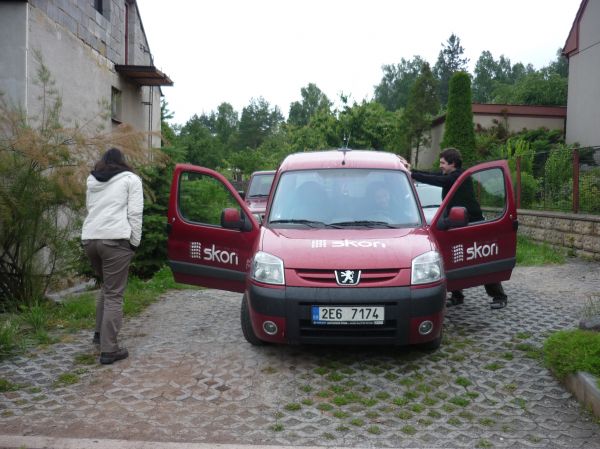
237, 97, 283, 150
288, 83, 332, 127
403, 62, 439, 167
433, 34, 469, 107
472, 51, 498, 103
441, 72, 476, 166
179, 115, 225, 168
214, 102, 239, 144
373, 56, 426, 111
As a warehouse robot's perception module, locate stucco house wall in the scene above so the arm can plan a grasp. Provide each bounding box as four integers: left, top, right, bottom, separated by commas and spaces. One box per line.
0, 0, 169, 149
563, 0, 600, 148
415, 104, 567, 169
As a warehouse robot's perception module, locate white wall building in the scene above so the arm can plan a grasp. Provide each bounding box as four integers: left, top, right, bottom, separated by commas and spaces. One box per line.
0, 0, 172, 148
563, 0, 600, 148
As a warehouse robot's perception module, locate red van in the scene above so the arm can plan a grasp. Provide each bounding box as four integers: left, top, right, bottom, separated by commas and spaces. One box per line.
167, 150, 517, 350
243, 170, 275, 221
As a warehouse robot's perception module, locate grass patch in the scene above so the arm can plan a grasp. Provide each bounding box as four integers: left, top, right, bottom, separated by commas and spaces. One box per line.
0, 378, 22, 392
544, 329, 600, 379
74, 353, 96, 365
455, 376, 472, 387
484, 362, 503, 371
349, 418, 364, 427
270, 423, 283, 432
476, 439, 493, 448
479, 417, 495, 426
1, 266, 193, 359
516, 235, 565, 266
367, 425, 380, 434
53, 372, 79, 387
400, 425, 416, 435
0, 320, 20, 356
449, 396, 470, 407
284, 402, 301, 411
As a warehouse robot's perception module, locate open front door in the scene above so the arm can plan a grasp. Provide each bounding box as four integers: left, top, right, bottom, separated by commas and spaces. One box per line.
430, 160, 518, 292
167, 164, 260, 293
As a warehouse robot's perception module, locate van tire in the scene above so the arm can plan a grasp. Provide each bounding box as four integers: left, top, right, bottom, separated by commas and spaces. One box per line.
241, 294, 265, 346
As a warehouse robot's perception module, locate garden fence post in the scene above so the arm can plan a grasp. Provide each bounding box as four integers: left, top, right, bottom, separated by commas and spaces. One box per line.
516, 156, 521, 209
572, 148, 579, 214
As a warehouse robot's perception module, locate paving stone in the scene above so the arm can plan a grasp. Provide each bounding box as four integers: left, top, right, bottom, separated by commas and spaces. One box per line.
1, 259, 600, 447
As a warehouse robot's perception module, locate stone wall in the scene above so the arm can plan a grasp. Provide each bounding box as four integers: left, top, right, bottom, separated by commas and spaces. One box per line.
518, 209, 600, 259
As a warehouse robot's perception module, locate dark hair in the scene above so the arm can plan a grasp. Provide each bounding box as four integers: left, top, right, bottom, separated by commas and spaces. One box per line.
440, 147, 462, 168
94, 147, 132, 172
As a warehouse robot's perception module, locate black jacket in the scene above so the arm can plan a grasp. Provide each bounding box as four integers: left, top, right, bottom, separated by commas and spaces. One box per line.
411, 168, 483, 222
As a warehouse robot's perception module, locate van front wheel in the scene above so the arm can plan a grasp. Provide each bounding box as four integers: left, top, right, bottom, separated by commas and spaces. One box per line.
241, 294, 266, 346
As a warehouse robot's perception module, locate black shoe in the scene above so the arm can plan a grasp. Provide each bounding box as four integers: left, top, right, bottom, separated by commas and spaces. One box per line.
490, 297, 507, 310
100, 348, 129, 365
92, 332, 100, 345
446, 295, 464, 307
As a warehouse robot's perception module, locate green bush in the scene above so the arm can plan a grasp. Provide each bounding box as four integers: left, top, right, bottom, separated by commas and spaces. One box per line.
441, 72, 476, 166
543, 146, 572, 206
544, 330, 600, 379
579, 169, 600, 214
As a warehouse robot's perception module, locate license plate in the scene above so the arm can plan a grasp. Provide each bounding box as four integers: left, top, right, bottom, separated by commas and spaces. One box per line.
311, 306, 384, 325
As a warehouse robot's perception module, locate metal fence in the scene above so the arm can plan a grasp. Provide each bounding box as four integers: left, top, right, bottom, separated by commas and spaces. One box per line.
514, 146, 600, 215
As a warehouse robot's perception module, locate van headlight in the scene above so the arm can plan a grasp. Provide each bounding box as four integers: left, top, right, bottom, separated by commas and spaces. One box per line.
411, 251, 443, 285
252, 251, 285, 285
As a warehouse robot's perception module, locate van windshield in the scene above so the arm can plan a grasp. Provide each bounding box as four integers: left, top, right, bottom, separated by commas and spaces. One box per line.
247, 173, 275, 197
268, 169, 421, 228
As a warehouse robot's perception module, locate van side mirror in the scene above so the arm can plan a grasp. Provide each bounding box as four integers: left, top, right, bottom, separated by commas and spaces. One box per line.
437, 206, 469, 230
238, 190, 245, 199
221, 208, 253, 231
221, 208, 243, 230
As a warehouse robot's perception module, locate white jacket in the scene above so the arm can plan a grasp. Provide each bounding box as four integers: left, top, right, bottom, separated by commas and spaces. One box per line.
81, 171, 144, 247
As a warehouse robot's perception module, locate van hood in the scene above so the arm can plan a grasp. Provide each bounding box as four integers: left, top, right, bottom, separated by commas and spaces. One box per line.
260, 227, 435, 269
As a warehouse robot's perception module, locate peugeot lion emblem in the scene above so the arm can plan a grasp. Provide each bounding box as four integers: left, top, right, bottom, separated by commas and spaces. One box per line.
335, 269, 361, 286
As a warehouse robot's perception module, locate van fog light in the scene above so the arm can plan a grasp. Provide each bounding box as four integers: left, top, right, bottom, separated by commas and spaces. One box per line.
418, 320, 434, 335
263, 321, 278, 335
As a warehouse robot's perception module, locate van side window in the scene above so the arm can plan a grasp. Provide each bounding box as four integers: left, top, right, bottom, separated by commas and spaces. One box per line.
443, 167, 506, 224
178, 172, 240, 226
472, 168, 507, 222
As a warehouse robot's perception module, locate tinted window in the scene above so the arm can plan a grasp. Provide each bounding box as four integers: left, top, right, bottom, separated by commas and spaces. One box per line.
247, 173, 275, 197
268, 169, 420, 228
178, 172, 240, 226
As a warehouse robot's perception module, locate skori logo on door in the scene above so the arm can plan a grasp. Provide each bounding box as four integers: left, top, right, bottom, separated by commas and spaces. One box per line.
451, 241, 499, 263
335, 269, 361, 286
189, 242, 239, 266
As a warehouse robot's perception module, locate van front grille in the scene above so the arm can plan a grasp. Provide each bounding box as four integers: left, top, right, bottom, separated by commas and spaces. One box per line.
294, 268, 399, 285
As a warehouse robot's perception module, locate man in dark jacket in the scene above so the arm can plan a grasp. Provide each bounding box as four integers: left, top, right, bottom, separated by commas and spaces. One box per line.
410, 148, 508, 310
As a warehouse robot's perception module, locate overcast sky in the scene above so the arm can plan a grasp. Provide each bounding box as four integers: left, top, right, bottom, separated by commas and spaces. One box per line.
138, 0, 581, 125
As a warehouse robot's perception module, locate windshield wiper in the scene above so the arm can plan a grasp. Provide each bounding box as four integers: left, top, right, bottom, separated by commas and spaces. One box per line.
420, 204, 440, 208
270, 219, 333, 228
329, 220, 397, 228
248, 193, 269, 198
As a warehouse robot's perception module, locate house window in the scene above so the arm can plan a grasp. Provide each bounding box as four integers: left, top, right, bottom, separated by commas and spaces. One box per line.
94, 0, 110, 19
94, 0, 103, 14
111, 87, 122, 123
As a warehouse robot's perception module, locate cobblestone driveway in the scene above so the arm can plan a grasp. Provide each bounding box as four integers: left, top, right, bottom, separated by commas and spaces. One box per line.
1, 260, 599, 448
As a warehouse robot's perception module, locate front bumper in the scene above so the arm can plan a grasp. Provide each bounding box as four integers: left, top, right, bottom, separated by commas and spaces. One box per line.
247, 282, 445, 345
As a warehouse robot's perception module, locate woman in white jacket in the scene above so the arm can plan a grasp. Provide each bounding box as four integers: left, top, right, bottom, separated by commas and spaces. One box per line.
81, 148, 143, 364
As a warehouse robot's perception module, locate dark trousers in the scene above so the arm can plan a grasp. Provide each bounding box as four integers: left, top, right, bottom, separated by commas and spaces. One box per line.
83, 239, 134, 353
452, 282, 507, 300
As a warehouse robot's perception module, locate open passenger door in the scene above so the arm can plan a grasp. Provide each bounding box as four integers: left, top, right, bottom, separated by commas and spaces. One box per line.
167, 164, 260, 293
429, 160, 518, 292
